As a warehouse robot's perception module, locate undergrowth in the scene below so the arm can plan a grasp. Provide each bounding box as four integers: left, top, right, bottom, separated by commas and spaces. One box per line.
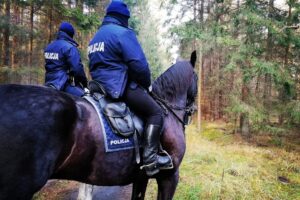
145, 122, 300, 200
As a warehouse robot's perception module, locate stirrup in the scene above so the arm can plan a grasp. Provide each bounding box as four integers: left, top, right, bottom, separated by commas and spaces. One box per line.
140, 162, 160, 176
140, 151, 174, 176
158, 150, 174, 170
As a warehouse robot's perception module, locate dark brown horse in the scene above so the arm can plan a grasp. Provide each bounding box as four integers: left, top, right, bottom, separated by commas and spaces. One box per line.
0, 52, 197, 200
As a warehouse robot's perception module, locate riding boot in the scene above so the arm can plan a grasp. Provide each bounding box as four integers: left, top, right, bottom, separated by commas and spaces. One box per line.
142, 124, 173, 176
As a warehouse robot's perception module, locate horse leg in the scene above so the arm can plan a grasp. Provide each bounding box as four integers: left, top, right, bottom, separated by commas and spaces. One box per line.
131, 174, 149, 200
156, 170, 179, 200
77, 183, 94, 200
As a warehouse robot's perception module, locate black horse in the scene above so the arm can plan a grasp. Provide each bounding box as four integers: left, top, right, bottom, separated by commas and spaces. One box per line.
0, 52, 197, 200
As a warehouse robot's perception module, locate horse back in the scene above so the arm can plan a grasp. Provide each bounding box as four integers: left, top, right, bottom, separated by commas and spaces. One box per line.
0, 84, 77, 199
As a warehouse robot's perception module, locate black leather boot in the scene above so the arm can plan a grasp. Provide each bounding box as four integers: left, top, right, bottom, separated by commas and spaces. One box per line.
141, 124, 173, 176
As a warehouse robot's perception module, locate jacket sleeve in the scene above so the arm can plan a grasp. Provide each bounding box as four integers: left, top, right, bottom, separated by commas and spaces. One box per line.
66, 47, 88, 88
119, 30, 151, 89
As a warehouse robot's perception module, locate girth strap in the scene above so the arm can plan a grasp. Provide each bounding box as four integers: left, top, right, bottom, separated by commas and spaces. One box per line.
133, 132, 140, 164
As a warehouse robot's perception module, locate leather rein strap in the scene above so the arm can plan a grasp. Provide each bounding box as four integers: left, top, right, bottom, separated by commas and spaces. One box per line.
150, 92, 194, 127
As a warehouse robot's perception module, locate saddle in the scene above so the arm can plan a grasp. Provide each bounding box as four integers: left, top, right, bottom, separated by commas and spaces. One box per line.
86, 81, 173, 168
88, 80, 144, 138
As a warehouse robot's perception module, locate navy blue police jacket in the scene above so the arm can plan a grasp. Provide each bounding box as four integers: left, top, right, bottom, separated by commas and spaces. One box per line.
44, 31, 87, 90
88, 16, 151, 99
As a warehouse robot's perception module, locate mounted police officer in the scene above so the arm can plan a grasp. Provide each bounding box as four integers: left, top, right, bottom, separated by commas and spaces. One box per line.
44, 22, 88, 97
88, 1, 173, 176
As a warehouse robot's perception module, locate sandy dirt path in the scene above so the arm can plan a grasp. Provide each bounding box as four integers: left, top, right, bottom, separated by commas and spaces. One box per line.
34, 180, 132, 200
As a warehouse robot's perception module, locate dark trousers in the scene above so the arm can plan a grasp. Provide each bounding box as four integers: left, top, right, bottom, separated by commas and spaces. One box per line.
64, 83, 85, 97
123, 86, 163, 126
46, 83, 84, 97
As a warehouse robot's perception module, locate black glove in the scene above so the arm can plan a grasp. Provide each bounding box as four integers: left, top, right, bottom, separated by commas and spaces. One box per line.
75, 76, 88, 88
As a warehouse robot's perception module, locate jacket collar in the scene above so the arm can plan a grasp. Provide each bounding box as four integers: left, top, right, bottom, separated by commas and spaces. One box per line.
56, 31, 78, 47
102, 15, 128, 28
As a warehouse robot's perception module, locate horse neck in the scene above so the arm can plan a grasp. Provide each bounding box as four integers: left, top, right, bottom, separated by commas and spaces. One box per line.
152, 61, 193, 107
153, 80, 190, 108
163, 92, 187, 108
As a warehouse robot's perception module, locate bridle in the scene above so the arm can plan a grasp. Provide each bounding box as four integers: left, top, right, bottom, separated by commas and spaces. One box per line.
151, 71, 198, 127
151, 91, 197, 127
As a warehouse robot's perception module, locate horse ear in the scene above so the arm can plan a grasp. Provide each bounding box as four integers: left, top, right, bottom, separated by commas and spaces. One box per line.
190, 51, 197, 68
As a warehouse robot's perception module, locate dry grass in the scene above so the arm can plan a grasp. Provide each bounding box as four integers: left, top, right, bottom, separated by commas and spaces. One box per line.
145, 122, 300, 200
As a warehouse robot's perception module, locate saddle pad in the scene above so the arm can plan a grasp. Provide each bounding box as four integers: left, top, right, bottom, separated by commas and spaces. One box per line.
84, 96, 136, 152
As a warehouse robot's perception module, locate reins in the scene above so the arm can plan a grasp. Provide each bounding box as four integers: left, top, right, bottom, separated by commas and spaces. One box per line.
150, 91, 196, 126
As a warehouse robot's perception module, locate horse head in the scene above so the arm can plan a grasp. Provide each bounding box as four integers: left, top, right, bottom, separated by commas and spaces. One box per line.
186, 51, 198, 118
151, 51, 198, 126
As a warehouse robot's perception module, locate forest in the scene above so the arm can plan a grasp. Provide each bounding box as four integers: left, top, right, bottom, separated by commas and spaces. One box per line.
1, 0, 299, 136
0, 0, 299, 199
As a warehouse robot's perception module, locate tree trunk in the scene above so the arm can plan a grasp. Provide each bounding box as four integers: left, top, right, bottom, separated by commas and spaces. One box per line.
200, 0, 204, 22
214, 51, 220, 120
48, 2, 53, 44
279, 1, 292, 125
284, 4, 292, 66
209, 53, 213, 121
193, 0, 197, 24
207, 0, 211, 14
240, 112, 250, 138
218, 60, 223, 119
263, 0, 274, 122
197, 49, 203, 131
0, 37, 3, 66
3, 0, 10, 66
12, 4, 21, 69
11, 37, 16, 69
20, 7, 25, 66
240, 84, 250, 138
29, 2, 34, 66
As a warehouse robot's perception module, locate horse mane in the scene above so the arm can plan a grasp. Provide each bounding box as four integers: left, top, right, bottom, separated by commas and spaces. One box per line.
152, 60, 194, 101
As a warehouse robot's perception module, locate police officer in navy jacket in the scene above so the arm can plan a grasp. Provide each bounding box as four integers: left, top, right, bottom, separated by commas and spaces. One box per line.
88, 1, 172, 176
44, 22, 88, 97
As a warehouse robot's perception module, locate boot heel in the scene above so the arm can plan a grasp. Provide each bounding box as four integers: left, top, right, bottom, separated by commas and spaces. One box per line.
159, 163, 173, 170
